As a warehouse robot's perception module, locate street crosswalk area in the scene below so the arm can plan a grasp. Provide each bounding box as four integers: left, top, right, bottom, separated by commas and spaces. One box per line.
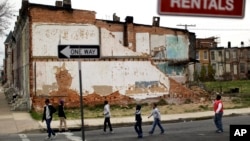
0, 133, 82, 141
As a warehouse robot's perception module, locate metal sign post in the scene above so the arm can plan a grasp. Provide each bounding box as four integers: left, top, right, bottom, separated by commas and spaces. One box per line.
78, 61, 85, 140
58, 44, 100, 141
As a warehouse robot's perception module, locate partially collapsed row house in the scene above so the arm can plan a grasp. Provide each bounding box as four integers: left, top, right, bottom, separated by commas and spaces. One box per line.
196, 37, 250, 81
3, 0, 198, 111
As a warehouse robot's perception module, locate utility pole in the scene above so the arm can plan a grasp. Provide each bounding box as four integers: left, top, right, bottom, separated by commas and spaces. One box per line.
177, 24, 196, 30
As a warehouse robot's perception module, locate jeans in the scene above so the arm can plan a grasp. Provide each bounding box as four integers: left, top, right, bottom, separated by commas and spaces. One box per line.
134, 121, 143, 137
45, 118, 55, 137
149, 118, 164, 133
104, 117, 113, 132
214, 112, 223, 131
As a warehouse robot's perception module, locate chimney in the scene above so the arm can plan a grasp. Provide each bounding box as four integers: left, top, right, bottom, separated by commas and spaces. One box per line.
63, 0, 72, 9
113, 13, 120, 22
125, 16, 133, 23
152, 17, 160, 27
22, 0, 29, 6
55, 0, 63, 7
228, 41, 231, 48
124, 16, 134, 49
241, 41, 244, 47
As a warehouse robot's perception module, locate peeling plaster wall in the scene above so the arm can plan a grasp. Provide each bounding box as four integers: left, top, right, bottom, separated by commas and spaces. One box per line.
31, 23, 190, 106
136, 33, 150, 54
155, 62, 186, 83
151, 34, 166, 58
101, 28, 141, 57
34, 61, 170, 99
166, 35, 189, 60
150, 35, 189, 60
32, 24, 99, 56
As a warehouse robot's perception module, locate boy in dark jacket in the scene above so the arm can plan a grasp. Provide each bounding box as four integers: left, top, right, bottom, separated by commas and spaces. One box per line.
42, 98, 57, 140
58, 99, 68, 132
134, 104, 143, 138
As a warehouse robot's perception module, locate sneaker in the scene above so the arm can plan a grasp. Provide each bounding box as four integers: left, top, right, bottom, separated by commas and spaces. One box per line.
216, 130, 223, 133
110, 131, 114, 134
138, 135, 143, 138
44, 137, 51, 140
160, 131, 165, 134
51, 134, 57, 139
102, 131, 107, 134
149, 131, 153, 134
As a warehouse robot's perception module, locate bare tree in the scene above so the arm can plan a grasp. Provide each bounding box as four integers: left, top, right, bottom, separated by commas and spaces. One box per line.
0, 0, 15, 36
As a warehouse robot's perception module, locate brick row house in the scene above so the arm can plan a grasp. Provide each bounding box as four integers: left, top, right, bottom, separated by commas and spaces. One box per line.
3, 0, 197, 111
196, 37, 250, 81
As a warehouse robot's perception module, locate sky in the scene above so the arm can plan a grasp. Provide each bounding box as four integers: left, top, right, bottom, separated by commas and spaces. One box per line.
0, 0, 249, 67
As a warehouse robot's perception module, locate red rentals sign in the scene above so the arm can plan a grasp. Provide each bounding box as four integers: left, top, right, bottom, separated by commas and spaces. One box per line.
159, 0, 245, 18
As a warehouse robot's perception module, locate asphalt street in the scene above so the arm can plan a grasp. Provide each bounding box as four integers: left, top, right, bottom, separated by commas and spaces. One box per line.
1, 114, 249, 141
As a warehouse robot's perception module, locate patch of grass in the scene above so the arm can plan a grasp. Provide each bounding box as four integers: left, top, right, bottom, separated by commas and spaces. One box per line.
205, 80, 250, 94
30, 110, 43, 120
199, 105, 209, 111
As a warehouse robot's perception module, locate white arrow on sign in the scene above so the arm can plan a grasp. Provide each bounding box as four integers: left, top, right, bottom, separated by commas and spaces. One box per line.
60, 46, 98, 58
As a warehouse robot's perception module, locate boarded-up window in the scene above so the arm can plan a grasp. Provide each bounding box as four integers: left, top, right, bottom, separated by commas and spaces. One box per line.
232, 50, 237, 59
233, 64, 237, 75
211, 51, 215, 60
240, 63, 245, 73
196, 51, 199, 60
218, 51, 222, 57
204, 51, 207, 60
226, 51, 230, 59
226, 64, 230, 72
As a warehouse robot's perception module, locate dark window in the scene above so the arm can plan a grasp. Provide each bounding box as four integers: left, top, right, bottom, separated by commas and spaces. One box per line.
211, 51, 215, 60
240, 63, 245, 73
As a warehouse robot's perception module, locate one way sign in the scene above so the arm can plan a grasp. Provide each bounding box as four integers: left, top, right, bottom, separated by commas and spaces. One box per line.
58, 45, 100, 59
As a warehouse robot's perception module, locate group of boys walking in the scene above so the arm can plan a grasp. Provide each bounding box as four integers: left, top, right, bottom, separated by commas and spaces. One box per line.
103, 94, 224, 138
42, 94, 223, 140
103, 100, 165, 138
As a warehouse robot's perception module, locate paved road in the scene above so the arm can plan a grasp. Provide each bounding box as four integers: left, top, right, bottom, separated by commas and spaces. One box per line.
85, 115, 250, 141
1, 115, 249, 141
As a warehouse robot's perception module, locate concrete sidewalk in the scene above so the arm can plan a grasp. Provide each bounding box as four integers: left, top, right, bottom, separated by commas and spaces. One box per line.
1, 87, 250, 134
0, 89, 41, 134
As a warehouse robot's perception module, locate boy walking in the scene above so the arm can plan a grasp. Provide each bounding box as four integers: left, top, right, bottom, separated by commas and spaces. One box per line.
103, 100, 113, 134
42, 98, 57, 140
58, 99, 68, 132
213, 95, 224, 133
134, 105, 143, 138
148, 103, 164, 134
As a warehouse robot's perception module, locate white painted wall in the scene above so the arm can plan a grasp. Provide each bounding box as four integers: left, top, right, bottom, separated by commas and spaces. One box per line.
32, 24, 99, 57
35, 61, 170, 98
31, 24, 192, 99
100, 28, 141, 57
136, 33, 150, 54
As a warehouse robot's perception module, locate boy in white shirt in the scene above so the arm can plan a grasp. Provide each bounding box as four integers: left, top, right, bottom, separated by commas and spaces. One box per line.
103, 100, 113, 134
148, 103, 164, 134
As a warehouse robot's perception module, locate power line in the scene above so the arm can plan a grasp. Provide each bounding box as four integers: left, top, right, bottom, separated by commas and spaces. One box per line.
176, 24, 196, 30
188, 28, 250, 31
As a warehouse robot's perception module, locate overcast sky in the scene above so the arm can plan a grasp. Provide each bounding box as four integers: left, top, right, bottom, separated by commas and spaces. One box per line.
0, 0, 249, 67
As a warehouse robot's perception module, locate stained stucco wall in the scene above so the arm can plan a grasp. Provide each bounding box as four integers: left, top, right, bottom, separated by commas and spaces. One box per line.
34, 61, 169, 100
32, 23, 173, 99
